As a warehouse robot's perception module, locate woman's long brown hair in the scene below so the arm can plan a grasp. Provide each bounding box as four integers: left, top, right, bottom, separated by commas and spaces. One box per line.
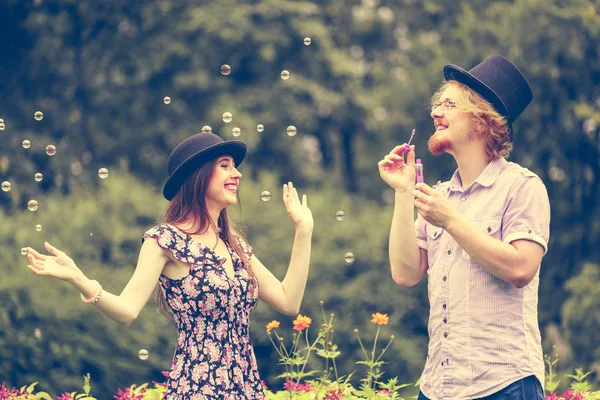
153, 158, 253, 320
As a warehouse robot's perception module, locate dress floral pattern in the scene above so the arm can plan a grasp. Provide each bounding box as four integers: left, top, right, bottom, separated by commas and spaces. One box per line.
142, 224, 265, 400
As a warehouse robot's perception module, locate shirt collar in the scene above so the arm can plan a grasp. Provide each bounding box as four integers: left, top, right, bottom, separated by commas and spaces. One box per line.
448, 157, 507, 192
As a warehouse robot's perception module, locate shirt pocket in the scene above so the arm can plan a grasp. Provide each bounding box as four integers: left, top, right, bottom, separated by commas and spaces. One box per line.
426, 225, 444, 267
461, 218, 502, 260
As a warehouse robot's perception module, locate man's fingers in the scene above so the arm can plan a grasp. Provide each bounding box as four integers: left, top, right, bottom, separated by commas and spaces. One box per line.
406, 145, 416, 165
415, 183, 434, 195
391, 144, 407, 156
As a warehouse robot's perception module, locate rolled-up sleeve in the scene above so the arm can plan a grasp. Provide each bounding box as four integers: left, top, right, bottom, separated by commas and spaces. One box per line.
502, 175, 551, 254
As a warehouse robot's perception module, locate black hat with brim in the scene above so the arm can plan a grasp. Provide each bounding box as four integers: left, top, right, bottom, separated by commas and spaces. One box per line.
163, 132, 246, 201
443, 54, 533, 140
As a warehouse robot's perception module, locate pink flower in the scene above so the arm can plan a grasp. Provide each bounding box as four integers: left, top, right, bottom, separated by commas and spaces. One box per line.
56, 393, 75, 400
378, 388, 391, 397
324, 389, 344, 400
283, 379, 312, 393
113, 386, 145, 400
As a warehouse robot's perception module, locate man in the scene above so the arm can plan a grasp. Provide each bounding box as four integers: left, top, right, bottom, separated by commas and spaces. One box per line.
379, 55, 549, 399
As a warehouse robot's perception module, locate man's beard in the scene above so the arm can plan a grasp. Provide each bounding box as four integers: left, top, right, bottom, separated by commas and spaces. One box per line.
427, 133, 452, 155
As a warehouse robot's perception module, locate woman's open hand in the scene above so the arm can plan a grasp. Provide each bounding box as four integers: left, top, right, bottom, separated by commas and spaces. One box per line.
27, 242, 82, 282
283, 182, 313, 234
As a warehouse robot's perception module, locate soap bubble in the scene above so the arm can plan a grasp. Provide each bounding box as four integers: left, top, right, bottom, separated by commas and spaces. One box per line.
335, 210, 345, 221
34, 111, 44, 121
260, 191, 272, 202
34, 173, 43, 182
22, 140, 31, 149
1, 181, 11, 192
21, 247, 29, 256
201, 125, 213, 134
28, 200, 39, 211
35, 224, 42, 232
138, 349, 149, 360
281, 70, 290, 80
222, 112, 233, 123
232, 127, 241, 137
98, 168, 109, 179
286, 126, 297, 137
163, 96, 171, 104
257, 124, 264, 132
45, 145, 56, 156
303, 37, 312, 45
344, 252, 355, 264
220, 64, 231, 75
34, 328, 42, 339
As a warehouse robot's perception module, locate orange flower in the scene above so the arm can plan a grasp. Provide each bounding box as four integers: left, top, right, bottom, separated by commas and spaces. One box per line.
266, 320, 280, 334
293, 314, 312, 331
371, 312, 389, 325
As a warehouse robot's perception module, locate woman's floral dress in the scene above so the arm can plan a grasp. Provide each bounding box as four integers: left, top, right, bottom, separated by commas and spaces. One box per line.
142, 224, 265, 400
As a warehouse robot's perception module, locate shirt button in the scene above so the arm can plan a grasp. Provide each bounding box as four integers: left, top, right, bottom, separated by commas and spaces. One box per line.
443, 275, 447, 281
444, 332, 448, 338
442, 303, 447, 310
447, 249, 452, 255
528, 229, 532, 234
443, 317, 447, 323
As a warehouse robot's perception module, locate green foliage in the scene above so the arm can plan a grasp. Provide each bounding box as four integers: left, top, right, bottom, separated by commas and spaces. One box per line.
561, 263, 600, 368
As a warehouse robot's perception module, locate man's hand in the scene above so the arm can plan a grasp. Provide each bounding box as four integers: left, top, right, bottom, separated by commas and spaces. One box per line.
413, 183, 458, 229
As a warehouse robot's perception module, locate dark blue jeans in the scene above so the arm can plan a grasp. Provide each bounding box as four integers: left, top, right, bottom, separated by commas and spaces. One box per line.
418, 375, 544, 400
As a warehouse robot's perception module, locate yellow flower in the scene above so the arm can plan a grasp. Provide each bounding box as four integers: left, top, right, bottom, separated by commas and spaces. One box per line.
293, 314, 312, 331
266, 320, 280, 334
371, 312, 389, 325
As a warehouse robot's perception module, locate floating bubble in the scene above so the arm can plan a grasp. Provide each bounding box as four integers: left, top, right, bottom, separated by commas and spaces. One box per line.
45, 145, 56, 156
281, 70, 290, 80
335, 210, 345, 221
344, 252, 355, 264
201, 125, 213, 134
22, 140, 31, 149
98, 168, 109, 179
34, 111, 43, 121
222, 112, 233, 123
34, 173, 43, 182
36, 224, 42, 232
163, 96, 171, 104
304, 37, 312, 45
28, 200, 39, 211
220, 64, 231, 75
0, 120, 4, 130
21, 247, 28, 256
260, 191, 272, 202
0, 119, 3, 124
138, 349, 149, 360
34, 328, 42, 339
257, 124, 264, 132
232, 127, 241, 137
1, 181, 11, 192
286, 125, 297, 137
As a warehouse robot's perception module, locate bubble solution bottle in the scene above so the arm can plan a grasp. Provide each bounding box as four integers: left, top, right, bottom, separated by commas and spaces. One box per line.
415, 159, 424, 183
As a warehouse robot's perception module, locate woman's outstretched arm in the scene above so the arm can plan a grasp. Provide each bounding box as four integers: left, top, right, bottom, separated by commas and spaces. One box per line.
255, 182, 313, 316
27, 240, 168, 326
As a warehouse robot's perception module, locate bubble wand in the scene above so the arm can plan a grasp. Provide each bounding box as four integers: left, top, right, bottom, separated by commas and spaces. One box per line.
404, 128, 416, 154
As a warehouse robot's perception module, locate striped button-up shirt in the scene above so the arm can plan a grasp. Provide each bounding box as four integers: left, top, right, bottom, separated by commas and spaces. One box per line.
414, 157, 550, 400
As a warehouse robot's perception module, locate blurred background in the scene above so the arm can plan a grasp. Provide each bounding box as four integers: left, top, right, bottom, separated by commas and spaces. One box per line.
0, 0, 599, 397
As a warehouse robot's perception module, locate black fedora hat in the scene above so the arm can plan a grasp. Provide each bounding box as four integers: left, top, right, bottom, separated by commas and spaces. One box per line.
443, 54, 533, 140
163, 132, 246, 200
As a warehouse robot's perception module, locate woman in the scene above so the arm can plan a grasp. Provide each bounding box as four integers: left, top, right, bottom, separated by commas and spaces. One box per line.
26, 132, 314, 399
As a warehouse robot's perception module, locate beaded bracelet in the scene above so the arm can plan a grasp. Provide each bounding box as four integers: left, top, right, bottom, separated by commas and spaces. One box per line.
80, 280, 103, 305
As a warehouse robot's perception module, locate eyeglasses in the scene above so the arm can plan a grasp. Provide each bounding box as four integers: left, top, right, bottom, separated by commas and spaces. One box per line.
431, 100, 457, 113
